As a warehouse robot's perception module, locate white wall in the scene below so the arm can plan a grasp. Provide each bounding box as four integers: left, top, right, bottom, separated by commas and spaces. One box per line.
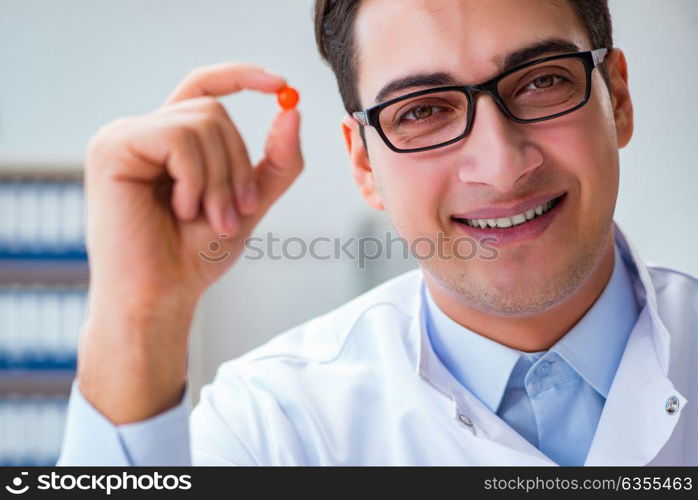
611, 0, 698, 274
1, 0, 696, 403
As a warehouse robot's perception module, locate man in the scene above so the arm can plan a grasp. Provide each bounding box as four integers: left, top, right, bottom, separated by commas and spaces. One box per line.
57, 0, 697, 466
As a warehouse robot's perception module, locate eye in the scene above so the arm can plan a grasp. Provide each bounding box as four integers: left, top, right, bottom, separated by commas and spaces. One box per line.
411, 105, 434, 119
399, 104, 446, 123
523, 74, 567, 91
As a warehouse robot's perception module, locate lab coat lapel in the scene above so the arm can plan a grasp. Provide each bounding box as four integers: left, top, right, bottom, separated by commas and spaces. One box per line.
583, 305, 687, 465
584, 224, 688, 465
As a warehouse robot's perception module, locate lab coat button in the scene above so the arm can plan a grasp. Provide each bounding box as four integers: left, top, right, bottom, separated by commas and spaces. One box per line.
458, 414, 473, 427
665, 395, 679, 415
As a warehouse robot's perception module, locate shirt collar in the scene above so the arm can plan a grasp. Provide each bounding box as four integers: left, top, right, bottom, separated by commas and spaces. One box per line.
420, 221, 642, 411
424, 287, 522, 412
551, 242, 639, 398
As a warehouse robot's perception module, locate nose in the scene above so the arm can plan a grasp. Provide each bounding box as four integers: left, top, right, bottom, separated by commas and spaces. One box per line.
456, 91, 543, 191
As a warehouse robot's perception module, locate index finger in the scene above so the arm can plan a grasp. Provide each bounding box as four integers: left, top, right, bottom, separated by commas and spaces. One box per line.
163, 61, 287, 105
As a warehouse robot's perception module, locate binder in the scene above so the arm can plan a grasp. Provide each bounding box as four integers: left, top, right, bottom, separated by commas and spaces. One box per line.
0, 179, 86, 257
0, 287, 87, 370
0, 396, 68, 466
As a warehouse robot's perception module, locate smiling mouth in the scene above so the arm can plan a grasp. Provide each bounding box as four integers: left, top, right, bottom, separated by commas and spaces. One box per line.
453, 194, 566, 229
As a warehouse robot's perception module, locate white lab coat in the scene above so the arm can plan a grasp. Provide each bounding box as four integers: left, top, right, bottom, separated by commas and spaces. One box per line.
184, 222, 695, 466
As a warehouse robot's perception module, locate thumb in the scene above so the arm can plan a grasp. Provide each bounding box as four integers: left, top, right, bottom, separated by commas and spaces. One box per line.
252, 108, 303, 217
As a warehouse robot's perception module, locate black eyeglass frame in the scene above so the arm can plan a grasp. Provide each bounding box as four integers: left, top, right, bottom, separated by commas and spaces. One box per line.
352, 48, 609, 153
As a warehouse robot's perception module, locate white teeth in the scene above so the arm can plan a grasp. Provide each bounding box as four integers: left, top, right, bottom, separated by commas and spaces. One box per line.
496, 217, 512, 228
463, 197, 560, 229
511, 214, 526, 225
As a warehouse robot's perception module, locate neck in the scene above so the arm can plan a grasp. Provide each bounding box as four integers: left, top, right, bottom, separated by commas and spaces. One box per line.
423, 232, 617, 353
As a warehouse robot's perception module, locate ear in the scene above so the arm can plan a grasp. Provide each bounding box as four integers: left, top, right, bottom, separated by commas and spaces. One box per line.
606, 48, 634, 148
341, 115, 384, 210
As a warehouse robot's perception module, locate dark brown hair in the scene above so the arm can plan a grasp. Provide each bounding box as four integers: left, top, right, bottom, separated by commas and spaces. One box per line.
314, 0, 613, 118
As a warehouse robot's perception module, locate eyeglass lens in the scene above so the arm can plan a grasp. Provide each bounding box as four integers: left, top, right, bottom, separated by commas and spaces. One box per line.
378, 57, 588, 151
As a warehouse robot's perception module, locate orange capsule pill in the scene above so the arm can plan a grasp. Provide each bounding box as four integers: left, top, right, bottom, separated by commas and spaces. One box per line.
277, 86, 299, 110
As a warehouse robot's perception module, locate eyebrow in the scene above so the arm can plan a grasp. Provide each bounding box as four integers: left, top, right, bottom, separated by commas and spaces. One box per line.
372, 37, 582, 105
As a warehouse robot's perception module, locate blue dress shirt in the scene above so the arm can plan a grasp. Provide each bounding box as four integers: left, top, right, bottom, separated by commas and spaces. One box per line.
424, 243, 640, 465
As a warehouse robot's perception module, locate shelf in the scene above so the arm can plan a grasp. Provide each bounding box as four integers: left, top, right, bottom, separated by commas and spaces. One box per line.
0, 259, 89, 286
0, 369, 75, 396
0, 158, 83, 179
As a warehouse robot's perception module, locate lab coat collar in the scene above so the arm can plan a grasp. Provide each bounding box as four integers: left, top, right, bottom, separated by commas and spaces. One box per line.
613, 220, 669, 370
412, 220, 687, 465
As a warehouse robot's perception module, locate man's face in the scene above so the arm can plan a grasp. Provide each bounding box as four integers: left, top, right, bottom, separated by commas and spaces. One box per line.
344, 0, 633, 317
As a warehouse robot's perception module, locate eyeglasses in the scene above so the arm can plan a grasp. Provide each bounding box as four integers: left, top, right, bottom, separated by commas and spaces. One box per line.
352, 48, 608, 153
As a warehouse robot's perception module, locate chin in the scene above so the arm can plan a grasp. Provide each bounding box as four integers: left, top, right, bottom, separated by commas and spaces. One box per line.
425, 240, 597, 317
